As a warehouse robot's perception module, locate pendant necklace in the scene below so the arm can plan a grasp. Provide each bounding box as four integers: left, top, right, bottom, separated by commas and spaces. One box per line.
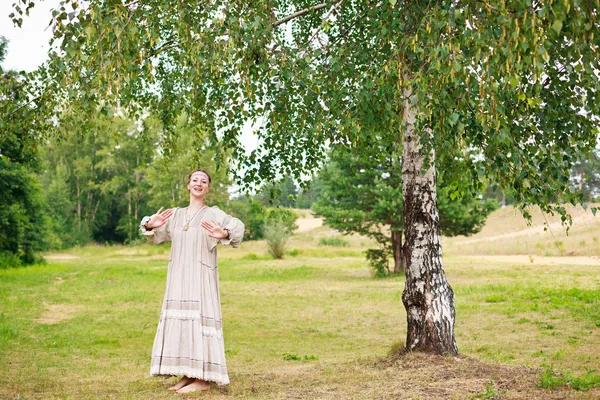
183, 205, 205, 231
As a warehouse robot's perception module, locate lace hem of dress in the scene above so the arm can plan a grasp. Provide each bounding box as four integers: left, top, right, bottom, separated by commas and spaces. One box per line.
150, 365, 230, 385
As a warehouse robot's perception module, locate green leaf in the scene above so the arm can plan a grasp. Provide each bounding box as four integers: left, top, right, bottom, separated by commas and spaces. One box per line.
389, 0, 397, 6
552, 20, 563, 34
449, 113, 459, 126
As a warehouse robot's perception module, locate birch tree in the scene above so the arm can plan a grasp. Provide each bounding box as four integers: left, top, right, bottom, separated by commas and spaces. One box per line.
9, 0, 600, 355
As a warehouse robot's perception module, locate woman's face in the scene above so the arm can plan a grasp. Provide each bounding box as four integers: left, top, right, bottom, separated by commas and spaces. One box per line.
188, 172, 210, 198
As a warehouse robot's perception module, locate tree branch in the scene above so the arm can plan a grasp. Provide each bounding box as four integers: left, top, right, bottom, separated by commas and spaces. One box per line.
299, 1, 343, 57
273, 3, 328, 28
123, 0, 141, 8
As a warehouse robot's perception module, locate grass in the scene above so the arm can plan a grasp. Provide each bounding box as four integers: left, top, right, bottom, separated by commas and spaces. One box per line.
1, 209, 599, 399
539, 365, 600, 391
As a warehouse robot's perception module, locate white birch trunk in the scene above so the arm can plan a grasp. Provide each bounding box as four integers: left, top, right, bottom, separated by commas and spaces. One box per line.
401, 88, 458, 355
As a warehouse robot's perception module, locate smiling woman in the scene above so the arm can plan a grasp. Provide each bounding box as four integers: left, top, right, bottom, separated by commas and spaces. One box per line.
139, 168, 245, 394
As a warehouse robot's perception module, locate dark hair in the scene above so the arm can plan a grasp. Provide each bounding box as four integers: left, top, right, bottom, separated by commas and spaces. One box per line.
187, 168, 212, 184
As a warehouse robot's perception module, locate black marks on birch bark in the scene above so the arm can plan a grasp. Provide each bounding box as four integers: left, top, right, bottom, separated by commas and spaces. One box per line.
400, 93, 458, 356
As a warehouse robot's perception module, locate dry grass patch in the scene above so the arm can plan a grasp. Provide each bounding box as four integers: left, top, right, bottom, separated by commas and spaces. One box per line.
445, 204, 600, 257
35, 303, 84, 325
226, 352, 599, 399
44, 254, 81, 260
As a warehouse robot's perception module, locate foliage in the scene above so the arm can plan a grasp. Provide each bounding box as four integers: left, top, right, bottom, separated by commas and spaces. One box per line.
228, 198, 297, 240
437, 188, 498, 237
570, 148, 600, 202
264, 217, 290, 259
295, 175, 326, 209
0, 36, 49, 266
18, 0, 600, 226
313, 146, 497, 274
318, 237, 349, 247
365, 248, 391, 278
255, 176, 298, 207
38, 113, 229, 247
39, 114, 156, 245
144, 115, 231, 211
0, 164, 49, 266
254, 174, 325, 209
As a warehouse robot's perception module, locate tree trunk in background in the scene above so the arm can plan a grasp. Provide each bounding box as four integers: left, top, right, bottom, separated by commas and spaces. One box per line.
127, 185, 132, 242
391, 229, 404, 274
401, 87, 458, 356
76, 177, 81, 232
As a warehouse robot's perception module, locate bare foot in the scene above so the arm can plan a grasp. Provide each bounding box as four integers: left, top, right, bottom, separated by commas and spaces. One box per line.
168, 376, 195, 391
176, 379, 210, 394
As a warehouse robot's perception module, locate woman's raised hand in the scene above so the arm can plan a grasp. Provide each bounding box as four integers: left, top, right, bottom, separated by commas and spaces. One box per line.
146, 207, 174, 229
201, 220, 228, 239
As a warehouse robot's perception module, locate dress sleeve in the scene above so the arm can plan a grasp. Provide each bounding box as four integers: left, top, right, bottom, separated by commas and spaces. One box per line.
211, 206, 245, 249
139, 208, 175, 244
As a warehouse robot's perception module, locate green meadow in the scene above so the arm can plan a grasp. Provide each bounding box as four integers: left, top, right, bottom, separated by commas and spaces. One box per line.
1, 207, 599, 399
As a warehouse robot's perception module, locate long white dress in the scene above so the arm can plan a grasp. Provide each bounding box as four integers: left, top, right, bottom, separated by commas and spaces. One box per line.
140, 206, 244, 385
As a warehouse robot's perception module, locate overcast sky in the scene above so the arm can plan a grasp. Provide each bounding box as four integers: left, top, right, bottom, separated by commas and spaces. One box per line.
0, 1, 60, 71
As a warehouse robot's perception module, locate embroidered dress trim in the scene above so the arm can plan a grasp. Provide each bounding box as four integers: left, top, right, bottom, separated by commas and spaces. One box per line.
150, 363, 229, 385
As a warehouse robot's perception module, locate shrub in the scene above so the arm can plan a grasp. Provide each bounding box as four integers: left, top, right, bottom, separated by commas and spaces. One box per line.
365, 248, 390, 277
0, 253, 22, 269
318, 237, 349, 247
228, 200, 297, 240
264, 218, 290, 259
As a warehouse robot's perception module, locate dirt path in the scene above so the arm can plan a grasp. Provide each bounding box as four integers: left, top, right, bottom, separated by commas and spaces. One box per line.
453, 211, 599, 245
459, 254, 600, 266
294, 209, 323, 232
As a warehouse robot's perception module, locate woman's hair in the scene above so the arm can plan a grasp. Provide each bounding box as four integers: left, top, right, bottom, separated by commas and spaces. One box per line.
187, 168, 212, 184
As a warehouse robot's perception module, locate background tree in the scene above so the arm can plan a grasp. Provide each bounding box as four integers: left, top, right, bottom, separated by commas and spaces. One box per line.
0, 36, 50, 266
570, 148, 600, 202
295, 174, 325, 209
39, 112, 230, 247
40, 114, 153, 245
228, 197, 298, 240
144, 115, 232, 211
13, 0, 600, 356
314, 145, 497, 276
254, 175, 298, 207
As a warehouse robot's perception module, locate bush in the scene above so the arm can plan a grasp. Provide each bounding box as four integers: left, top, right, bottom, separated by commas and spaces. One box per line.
318, 237, 349, 247
0, 253, 23, 269
228, 199, 297, 240
365, 248, 391, 277
264, 218, 290, 259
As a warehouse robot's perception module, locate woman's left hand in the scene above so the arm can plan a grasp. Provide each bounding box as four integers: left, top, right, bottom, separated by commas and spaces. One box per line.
201, 220, 229, 239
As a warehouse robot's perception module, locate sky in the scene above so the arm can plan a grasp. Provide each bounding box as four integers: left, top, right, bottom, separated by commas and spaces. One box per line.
0, 1, 59, 72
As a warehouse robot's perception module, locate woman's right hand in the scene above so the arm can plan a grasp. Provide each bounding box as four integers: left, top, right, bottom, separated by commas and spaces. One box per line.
146, 207, 174, 229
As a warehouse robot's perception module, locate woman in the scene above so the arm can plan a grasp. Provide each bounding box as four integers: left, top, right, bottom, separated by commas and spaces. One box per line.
139, 168, 244, 394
